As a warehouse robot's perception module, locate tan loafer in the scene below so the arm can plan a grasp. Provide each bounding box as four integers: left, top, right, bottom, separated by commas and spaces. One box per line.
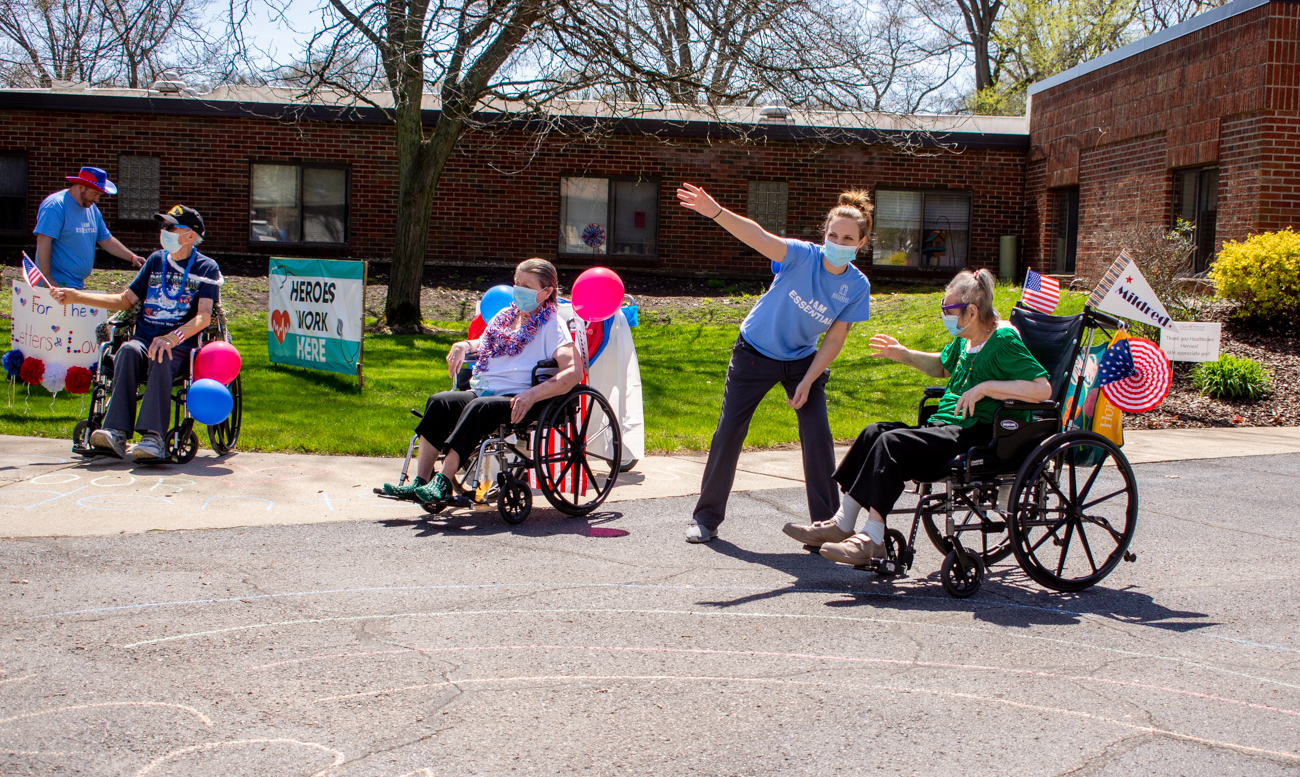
782, 520, 853, 548
819, 535, 886, 566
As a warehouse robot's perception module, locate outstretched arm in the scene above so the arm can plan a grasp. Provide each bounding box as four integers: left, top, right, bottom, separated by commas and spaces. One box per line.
677, 182, 788, 263
869, 334, 948, 378
49, 286, 139, 311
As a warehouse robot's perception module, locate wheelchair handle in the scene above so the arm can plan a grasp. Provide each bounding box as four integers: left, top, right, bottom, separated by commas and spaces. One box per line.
1084, 307, 1123, 329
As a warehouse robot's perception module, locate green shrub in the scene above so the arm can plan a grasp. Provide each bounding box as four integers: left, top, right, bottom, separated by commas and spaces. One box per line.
1191, 354, 1272, 400
1211, 228, 1300, 320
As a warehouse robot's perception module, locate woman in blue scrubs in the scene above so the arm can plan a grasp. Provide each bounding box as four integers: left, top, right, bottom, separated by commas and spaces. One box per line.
677, 183, 872, 543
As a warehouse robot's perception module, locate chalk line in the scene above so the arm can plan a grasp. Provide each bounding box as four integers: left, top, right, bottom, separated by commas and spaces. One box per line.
133, 738, 345, 777
0, 701, 213, 728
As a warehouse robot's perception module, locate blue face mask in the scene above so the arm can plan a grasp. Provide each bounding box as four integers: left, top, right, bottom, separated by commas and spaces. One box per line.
942, 314, 967, 338
159, 229, 182, 254
513, 285, 542, 313
821, 241, 858, 267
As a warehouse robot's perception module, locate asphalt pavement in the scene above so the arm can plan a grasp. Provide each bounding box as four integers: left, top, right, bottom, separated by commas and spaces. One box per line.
2, 450, 1299, 776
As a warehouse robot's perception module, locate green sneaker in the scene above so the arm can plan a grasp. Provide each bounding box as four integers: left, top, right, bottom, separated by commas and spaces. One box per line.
413, 473, 452, 504
382, 476, 427, 498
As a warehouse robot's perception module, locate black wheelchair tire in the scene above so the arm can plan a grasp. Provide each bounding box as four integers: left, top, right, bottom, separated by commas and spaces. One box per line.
421, 501, 445, 516
72, 420, 93, 454
941, 546, 984, 598
209, 375, 243, 456
497, 474, 533, 525
919, 507, 1014, 567
1008, 431, 1138, 593
883, 528, 907, 562
167, 428, 199, 464
534, 386, 621, 516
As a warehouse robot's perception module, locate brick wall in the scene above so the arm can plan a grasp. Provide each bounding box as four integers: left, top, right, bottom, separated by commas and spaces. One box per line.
0, 105, 1025, 280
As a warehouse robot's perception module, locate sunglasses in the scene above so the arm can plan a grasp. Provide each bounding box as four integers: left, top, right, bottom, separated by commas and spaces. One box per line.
940, 303, 969, 313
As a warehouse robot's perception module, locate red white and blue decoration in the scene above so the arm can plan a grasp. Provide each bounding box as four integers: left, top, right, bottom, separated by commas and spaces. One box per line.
581, 223, 606, 249
1020, 269, 1060, 314
1100, 333, 1171, 413
21, 253, 48, 289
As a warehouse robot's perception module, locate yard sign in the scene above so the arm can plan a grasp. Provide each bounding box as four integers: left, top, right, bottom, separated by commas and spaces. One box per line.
10, 281, 101, 370
267, 258, 366, 386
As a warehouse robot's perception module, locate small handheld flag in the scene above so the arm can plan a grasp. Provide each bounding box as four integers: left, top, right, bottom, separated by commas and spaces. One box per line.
20, 253, 48, 289
1021, 269, 1060, 314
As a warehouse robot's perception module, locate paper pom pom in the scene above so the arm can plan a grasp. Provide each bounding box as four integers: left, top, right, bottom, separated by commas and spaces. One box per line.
65, 366, 93, 395
2, 349, 23, 377
42, 362, 68, 394
18, 357, 44, 386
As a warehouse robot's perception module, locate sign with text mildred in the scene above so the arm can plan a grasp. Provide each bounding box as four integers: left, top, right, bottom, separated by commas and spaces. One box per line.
267, 258, 365, 380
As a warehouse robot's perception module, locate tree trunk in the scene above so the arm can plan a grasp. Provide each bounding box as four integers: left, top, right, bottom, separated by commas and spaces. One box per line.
384, 110, 464, 329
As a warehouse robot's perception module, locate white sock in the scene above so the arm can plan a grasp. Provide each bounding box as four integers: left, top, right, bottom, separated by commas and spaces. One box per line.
862, 519, 886, 546
834, 493, 863, 532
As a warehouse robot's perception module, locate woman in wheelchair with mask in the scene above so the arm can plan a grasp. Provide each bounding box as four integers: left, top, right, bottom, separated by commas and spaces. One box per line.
783, 269, 1052, 566
380, 258, 579, 505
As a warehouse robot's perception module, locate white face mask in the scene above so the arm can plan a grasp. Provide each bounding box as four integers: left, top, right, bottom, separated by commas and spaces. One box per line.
159, 229, 183, 253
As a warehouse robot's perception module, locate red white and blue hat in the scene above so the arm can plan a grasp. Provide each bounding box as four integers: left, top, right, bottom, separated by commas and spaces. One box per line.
65, 166, 117, 195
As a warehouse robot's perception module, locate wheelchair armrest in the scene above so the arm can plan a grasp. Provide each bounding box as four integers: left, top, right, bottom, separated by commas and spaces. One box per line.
923, 386, 945, 399
998, 400, 1058, 413
917, 386, 946, 425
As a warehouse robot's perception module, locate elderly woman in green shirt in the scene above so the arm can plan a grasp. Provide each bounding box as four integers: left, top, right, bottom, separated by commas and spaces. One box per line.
782, 268, 1051, 566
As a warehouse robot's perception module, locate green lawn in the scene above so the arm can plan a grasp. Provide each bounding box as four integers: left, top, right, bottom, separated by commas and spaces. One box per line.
0, 284, 1085, 456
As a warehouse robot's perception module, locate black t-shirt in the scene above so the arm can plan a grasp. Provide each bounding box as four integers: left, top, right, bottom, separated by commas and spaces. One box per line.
127, 249, 222, 346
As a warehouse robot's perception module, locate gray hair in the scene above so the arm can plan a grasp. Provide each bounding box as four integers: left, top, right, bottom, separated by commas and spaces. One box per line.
517, 258, 559, 305
945, 268, 998, 325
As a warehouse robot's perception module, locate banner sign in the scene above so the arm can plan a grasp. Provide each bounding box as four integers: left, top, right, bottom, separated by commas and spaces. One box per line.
1160, 322, 1221, 362
10, 281, 101, 369
267, 258, 365, 380
1087, 250, 1177, 330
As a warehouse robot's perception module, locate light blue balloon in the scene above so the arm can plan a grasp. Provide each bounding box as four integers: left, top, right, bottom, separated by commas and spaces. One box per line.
480, 285, 514, 321
188, 378, 233, 425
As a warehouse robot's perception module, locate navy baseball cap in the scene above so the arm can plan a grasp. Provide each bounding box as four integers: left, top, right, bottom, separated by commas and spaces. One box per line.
155, 204, 206, 235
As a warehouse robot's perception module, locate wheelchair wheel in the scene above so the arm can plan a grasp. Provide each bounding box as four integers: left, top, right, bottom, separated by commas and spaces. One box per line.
421, 501, 445, 516
72, 420, 93, 453
1008, 431, 1138, 593
920, 503, 1014, 566
534, 386, 621, 516
167, 427, 199, 464
941, 545, 984, 598
883, 528, 907, 562
497, 473, 532, 525
208, 375, 243, 456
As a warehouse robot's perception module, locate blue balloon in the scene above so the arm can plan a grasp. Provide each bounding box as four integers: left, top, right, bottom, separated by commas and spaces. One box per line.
480, 284, 514, 322
188, 378, 233, 425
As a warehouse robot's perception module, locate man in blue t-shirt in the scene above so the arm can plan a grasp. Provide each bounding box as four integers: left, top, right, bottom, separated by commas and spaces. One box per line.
34, 167, 146, 289
51, 205, 223, 462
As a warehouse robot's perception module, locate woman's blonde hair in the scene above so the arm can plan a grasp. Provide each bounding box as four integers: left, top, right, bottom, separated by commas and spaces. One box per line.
517, 258, 559, 305
820, 190, 874, 243
945, 268, 999, 325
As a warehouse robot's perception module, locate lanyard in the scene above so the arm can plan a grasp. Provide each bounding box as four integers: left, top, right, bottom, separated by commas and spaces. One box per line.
162, 249, 197, 301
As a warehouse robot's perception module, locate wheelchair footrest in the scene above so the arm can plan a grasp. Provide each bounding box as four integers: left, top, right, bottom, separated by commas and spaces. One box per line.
854, 558, 907, 577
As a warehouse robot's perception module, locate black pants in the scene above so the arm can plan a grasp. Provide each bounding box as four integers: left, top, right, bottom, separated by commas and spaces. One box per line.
693, 336, 838, 530
833, 421, 994, 518
415, 391, 542, 462
103, 338, 187, 437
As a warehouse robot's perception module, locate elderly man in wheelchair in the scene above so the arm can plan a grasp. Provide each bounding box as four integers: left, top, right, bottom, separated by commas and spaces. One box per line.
51, 205, 221, 462
380, 259, 583, 507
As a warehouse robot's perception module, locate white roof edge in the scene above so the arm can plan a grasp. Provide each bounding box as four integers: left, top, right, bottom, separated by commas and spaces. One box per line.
1027, 0, 1272, 95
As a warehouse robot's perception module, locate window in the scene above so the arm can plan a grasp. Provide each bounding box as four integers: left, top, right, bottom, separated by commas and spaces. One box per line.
117, 156, 160, 220
250, 163, 349, 244
0, 154, 26, 232
872, 189, 970, 268
559, 177, 658, 257
1052, 188, 1079, 274
1173, 166, 1218, 273
747, 181, 788, 236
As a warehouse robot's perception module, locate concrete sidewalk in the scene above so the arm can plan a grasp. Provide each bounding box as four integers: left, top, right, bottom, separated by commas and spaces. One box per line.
2, 426, 1298, 538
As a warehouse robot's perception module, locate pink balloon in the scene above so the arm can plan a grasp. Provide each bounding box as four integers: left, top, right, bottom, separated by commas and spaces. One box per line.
194, 341, 242, 385
571, 267, 625, 322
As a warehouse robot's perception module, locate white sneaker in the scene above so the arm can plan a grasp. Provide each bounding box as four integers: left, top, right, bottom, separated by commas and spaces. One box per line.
89, 428, 128, 459
685, 522, 718, 543
130, 433, 166, 462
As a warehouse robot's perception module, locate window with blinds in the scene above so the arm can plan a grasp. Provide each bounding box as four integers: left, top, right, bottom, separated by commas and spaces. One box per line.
872, 189, 971, 268
117, 156, 160, 220
250, 163, 349, 244
747, 181, 788, 236
0, 154, 26, 232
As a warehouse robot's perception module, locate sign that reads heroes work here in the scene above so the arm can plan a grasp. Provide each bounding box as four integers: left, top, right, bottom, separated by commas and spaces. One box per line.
267, 258, 365, 377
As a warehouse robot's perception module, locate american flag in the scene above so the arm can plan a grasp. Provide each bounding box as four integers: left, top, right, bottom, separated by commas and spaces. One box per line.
1100, 335, 1171, 413
20, 253, 48, 288
1096, 331, 1138, 387
1021, 269, 1060, 314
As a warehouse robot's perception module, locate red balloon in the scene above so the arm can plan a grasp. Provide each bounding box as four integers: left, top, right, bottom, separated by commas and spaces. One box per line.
467, 314, 487, 341
194, 341, 241, 385
571, 267, 624, 322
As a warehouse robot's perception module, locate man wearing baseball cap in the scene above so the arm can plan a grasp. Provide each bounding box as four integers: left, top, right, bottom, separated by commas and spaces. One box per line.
34, 166, 146, 289
51, 204, 223, 461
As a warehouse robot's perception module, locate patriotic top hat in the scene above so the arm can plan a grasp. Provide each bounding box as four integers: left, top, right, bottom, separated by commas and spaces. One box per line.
65, 167, 117, 195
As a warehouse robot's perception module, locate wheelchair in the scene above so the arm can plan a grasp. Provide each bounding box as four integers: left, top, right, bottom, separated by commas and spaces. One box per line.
855, 305, 1139, 598
71, 303, 244, 464
375, 355, 622, 525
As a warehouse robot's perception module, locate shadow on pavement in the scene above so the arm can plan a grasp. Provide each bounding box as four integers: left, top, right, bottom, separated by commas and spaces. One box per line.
379, 507, 630, 539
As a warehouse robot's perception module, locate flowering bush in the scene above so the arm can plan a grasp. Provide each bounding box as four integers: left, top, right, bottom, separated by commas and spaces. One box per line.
1211, 228, 1300, 321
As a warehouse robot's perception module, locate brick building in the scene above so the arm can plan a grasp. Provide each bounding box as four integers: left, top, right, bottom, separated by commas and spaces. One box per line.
0, 0, 1295, 281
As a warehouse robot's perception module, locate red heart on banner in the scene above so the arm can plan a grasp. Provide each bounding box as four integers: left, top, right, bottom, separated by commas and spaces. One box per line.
271, 309, 290, 344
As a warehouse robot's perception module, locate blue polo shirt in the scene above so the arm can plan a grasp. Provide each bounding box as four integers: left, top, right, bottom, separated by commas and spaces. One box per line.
738, 239, 871, 360
33, 189, 111, 289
